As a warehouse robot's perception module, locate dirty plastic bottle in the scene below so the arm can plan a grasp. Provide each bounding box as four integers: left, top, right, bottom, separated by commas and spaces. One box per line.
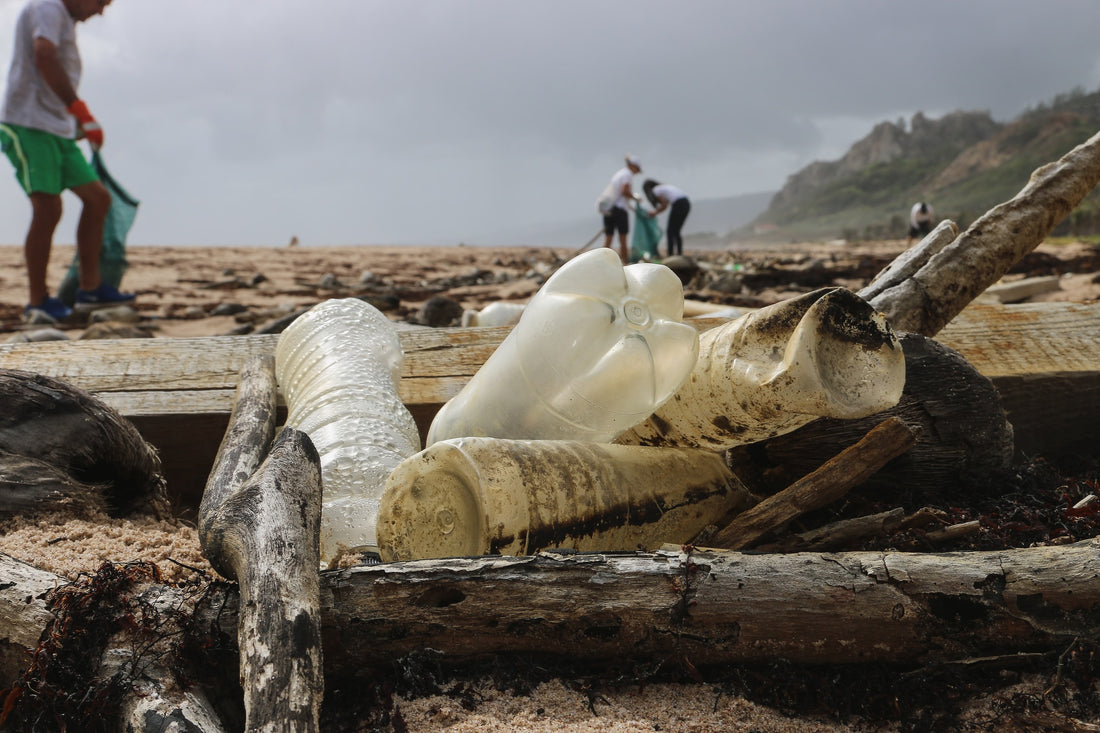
376, 437, 752, 562
460, 301, 527, 328
616, 287, 906, 451
426, 248, 700, 444
275, 298, 421, 568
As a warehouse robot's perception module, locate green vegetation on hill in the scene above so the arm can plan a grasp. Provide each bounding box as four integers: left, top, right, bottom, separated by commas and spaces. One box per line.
747, 87, 1100, 242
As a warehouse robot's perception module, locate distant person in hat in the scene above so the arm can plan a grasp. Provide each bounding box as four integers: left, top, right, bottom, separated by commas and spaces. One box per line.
0, 0, 136, 324
643, 179, 691, 258
908, 201, 936, 245
597, 154, 642, 263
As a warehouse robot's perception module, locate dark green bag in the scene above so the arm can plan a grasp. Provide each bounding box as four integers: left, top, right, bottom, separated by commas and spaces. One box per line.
630, 205, 663, 262
58, 152, 139, 306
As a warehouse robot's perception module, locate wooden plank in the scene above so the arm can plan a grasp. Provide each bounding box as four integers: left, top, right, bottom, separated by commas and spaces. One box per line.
0, 302, 1097, 502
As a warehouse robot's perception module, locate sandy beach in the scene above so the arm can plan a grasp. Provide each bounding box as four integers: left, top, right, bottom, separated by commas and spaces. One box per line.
1, 240, 1098, 731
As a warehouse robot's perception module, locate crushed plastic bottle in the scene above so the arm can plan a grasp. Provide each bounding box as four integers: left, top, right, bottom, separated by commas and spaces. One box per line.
376, 437, 752, 561
427, 248, 699, 444
616, 287, 906, 451
275, 298, 421, 568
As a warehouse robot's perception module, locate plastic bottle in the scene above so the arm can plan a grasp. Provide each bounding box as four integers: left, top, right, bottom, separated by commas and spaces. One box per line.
615, 287, 906, 451
376, 437, 751, 562
460, 301, 526, 328
275, 298, 420, 568
426, 248, 699, 444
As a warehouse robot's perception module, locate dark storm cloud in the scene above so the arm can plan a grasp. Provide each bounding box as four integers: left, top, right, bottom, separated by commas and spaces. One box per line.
1, 0, 1098, 245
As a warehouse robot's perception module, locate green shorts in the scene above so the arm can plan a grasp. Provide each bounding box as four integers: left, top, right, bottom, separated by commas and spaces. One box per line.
0, 123, 98, 195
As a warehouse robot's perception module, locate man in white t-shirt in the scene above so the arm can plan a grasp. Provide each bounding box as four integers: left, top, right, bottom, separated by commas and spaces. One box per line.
908, 202, 935, 245
599, 154, 641, 263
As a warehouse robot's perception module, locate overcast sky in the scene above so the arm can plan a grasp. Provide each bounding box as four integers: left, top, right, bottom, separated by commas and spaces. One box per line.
2, 0, 1100, 248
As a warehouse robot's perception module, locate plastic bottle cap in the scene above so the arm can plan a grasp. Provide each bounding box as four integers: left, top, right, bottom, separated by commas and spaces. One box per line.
623, 299, 651, 327
379, 450, 486, 561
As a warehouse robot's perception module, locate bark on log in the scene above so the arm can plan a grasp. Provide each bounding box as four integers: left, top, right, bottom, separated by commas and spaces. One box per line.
4, 540, 1098, 682
710, 417, 920, 550
199, 355, 325, 733
0, 369, 167, 518
862, 128, 1100, 336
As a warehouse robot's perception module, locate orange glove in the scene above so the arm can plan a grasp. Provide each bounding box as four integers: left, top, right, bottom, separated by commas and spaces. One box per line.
67, 100, 103, 149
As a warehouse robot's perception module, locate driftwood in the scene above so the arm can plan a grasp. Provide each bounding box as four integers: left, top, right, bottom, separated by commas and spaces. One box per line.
860, 127, 1100, 336
2, 540, 1098, 678
0, 369, 167, 518
198, 355, 324, 733
711, 417, 920, 550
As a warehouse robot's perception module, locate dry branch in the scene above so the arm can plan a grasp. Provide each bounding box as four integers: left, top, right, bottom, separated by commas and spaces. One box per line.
710, 417, 920, 549
862, 128, 1100, 336
199, 355, 324, 733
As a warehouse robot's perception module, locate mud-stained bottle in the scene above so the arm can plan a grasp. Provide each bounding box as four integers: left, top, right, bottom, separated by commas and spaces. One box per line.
376, 437, 752, 562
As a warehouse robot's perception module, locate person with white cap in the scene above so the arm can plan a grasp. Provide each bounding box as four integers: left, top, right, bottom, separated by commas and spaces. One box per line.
598, 154, 642, 263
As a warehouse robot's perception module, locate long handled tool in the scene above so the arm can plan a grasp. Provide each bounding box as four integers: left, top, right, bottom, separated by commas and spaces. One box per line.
570, 228, 605, 259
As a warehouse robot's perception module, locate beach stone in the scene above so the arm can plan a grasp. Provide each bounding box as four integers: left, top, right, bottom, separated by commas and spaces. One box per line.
6, 328, 69, 343
254, 308, 309, 335
80, 322, 153, 340
418, 295, 464, 327
319, 273, 342, 289
210, 303, 249, 316
89, 305, 140, 324
662, 255, 700, 286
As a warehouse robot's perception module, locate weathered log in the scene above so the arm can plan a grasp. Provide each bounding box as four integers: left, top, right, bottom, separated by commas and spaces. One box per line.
198, 355, 325, 733
710, 417, 920, 550
0, 368, 167, 518
862, 128, 1100, 336
4, 540, 1099, 678
726, 333, 1015, 496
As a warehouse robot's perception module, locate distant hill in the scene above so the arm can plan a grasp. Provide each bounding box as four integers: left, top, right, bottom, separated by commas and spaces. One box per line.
745, 87, 1100, 242
471, 190, 774, 249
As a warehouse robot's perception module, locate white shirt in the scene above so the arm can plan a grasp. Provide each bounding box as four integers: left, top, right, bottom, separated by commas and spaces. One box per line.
609, 166, 635, 211
910, 202, 935, 227
1, 0, 80, 137
653, 184, 687, 204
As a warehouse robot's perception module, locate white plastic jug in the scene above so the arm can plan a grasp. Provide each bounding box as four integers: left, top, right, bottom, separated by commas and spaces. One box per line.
426, 248, 699, 444
275, 298, 421, 568
377, 437, 751, 561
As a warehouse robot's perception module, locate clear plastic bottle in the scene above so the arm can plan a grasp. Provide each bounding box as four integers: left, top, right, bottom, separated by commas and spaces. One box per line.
426, 248, 699, 444
376, 437, 752, 562
616, 287, 906, 451
275, 298, 420, 568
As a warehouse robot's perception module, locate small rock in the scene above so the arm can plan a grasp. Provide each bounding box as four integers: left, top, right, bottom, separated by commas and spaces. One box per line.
6, 328, 69, 343
319, 273, 342, 289
210, 303, 249, 316
417, 295, 464, 327
184, 306, 207, 319
80, 322, 153, 340
89, 305, 140, 324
